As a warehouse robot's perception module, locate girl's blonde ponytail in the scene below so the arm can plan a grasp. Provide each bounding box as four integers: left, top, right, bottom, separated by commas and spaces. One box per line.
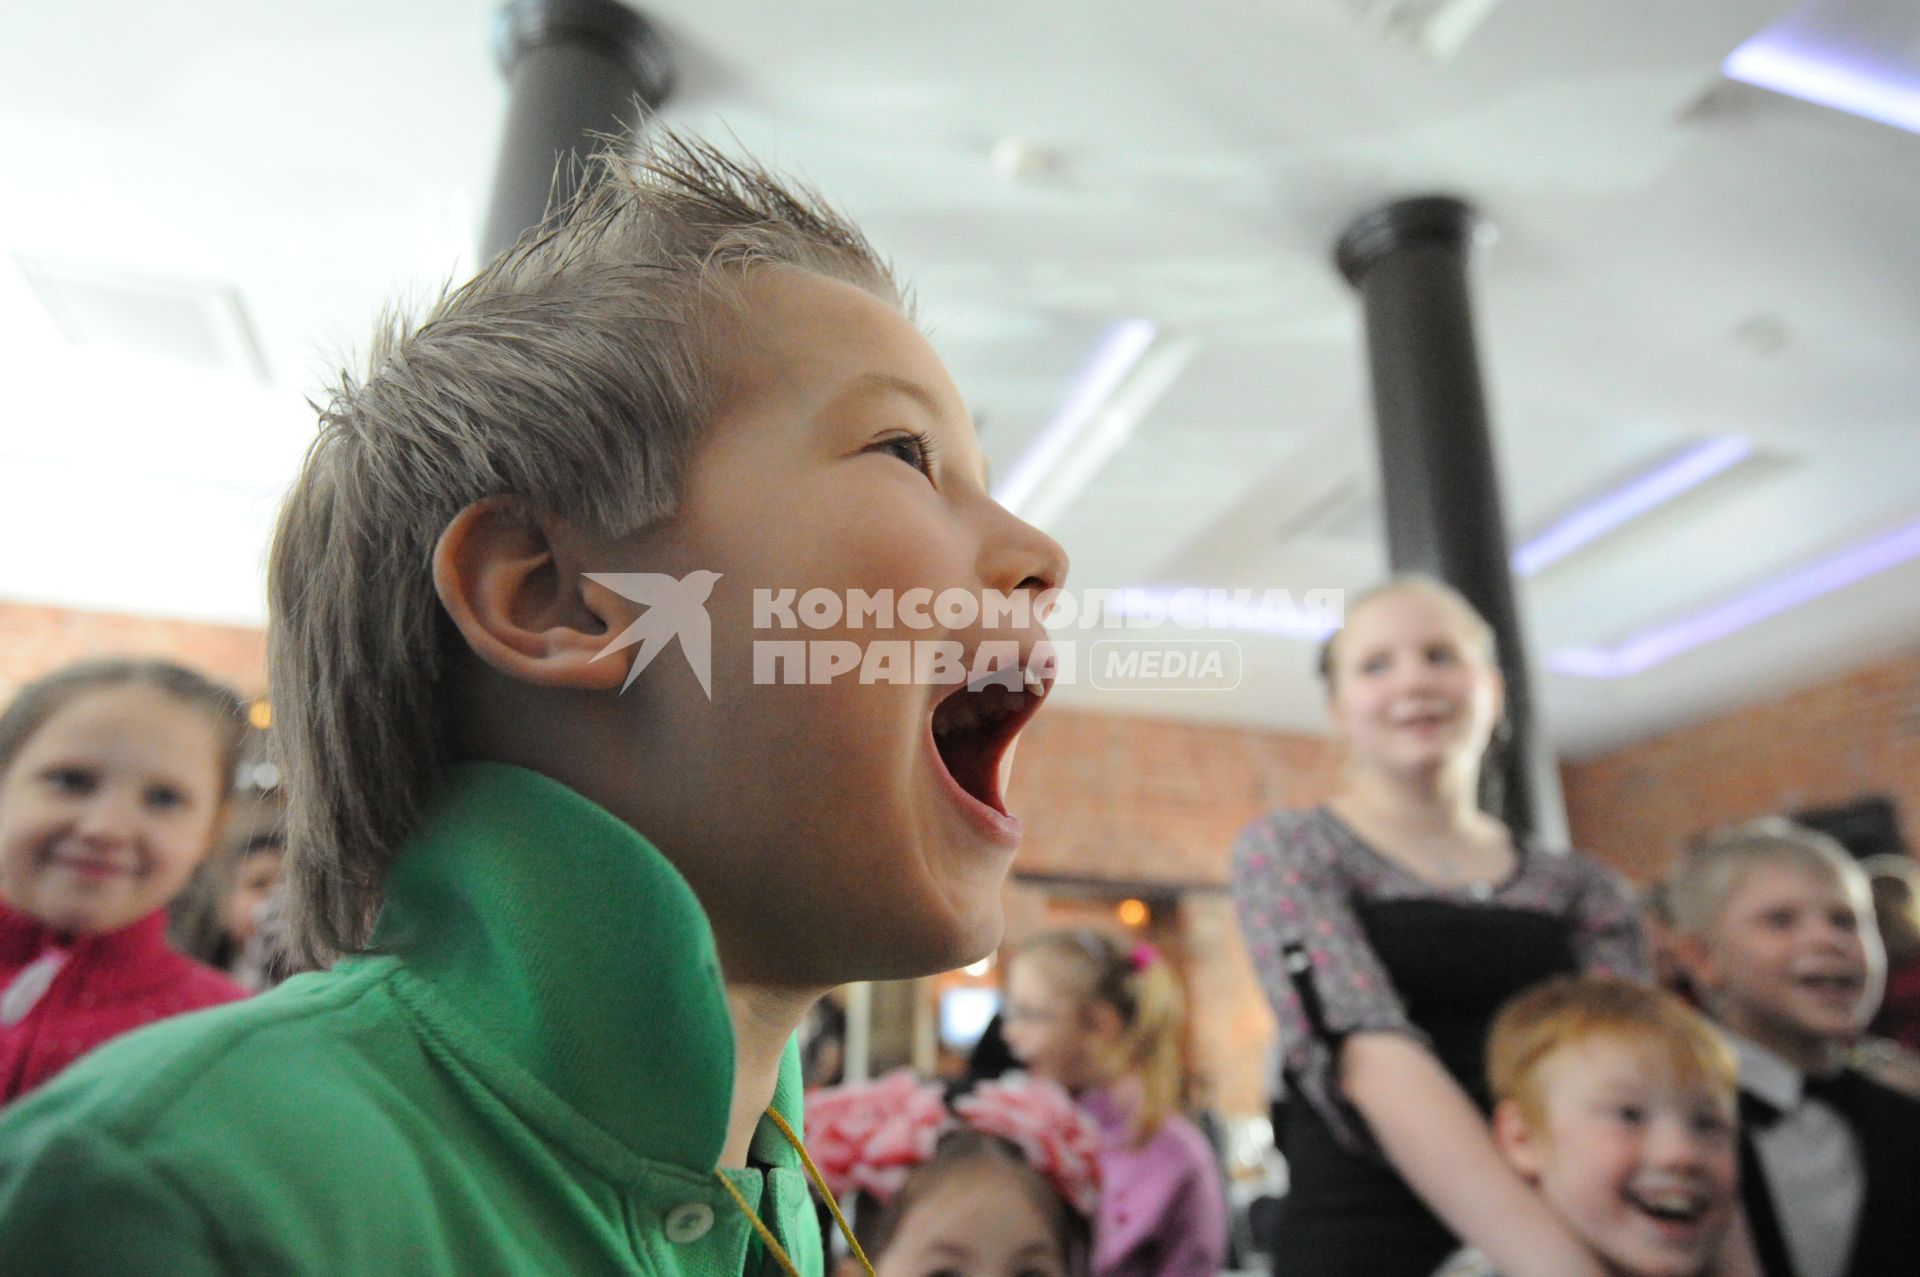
1018, 929, 1188, 1145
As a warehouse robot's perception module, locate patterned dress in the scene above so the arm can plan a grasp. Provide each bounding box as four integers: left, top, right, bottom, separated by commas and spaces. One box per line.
1231, 807, 1648, 1277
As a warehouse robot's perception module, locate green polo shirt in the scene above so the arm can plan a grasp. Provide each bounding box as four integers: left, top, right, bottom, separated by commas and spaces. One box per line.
0, 763, 824, 1276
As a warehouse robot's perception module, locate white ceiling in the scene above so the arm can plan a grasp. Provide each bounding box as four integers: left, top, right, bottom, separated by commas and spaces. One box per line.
2, 0, 1917, 756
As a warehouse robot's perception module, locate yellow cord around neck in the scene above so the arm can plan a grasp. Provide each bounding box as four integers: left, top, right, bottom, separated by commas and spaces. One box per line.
711, 1105, 875, 1277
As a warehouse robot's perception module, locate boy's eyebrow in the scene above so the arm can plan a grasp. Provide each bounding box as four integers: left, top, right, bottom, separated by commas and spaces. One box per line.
851, 371, 942, 417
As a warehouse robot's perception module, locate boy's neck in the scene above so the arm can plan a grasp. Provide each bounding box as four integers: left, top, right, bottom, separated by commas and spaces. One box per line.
720, 982, 823, 1169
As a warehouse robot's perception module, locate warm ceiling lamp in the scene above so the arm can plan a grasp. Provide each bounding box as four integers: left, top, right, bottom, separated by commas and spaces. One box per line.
1116, 899, 1149, 928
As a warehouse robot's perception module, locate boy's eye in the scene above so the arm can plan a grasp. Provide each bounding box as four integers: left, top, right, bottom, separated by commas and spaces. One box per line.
1425, 644, 1458, 665
870, 430, 937, 480
43, 766, 97, 795
145, 785, 188, 811
1360, 653, 1390, 675
1691, 1111, 1733, 1139
1828, 910, 1857, 932
1610, 1104, 1646, 1125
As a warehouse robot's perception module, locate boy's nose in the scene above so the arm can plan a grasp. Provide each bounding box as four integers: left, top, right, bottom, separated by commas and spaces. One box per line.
1809, 919, 1862, 952
984, 506, 1069, 605
1646, 1119, 1712, 1168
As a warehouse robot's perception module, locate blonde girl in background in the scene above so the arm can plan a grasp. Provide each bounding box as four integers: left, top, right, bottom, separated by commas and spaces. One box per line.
1003, 929, 1227, 1277
1231, 577, 1652, 1277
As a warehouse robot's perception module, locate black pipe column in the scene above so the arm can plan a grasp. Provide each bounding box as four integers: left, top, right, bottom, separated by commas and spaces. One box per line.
482, 0, 674, 260
1333, 196, 1565, 844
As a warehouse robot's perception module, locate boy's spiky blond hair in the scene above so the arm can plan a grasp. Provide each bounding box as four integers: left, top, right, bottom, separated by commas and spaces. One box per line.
1667, 816, 1871, 940
1488, 975, 1736, 1125
268, 132, 901, 964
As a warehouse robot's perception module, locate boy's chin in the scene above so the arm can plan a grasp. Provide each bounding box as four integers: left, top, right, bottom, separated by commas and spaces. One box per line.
1779, 996, 1872, 1041
1794, 1009, 1871, 1042
858, 900, 1003, 982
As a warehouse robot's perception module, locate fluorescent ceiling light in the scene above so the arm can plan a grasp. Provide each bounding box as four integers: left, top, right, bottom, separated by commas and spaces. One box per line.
995, 319, 1156, 517
1016, 337, 1199, 531
1549, 515, 1920, 679
1512, 436, 1752, 577
1092, 436, 1750, 647
1724, 36, 1920, 136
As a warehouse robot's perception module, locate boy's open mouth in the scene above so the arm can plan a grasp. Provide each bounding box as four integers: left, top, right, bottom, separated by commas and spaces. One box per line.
1793, 970, 1864, 998
1625, 1187, 1711, 1230
929, 663, 1051, 819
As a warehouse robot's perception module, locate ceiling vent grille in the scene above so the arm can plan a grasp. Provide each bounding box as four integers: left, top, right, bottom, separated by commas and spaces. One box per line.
17, 257, 271, 383
1307, 0, 1506, 59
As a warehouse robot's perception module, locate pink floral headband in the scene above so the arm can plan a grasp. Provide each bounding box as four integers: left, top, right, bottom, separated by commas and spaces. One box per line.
807, 1069, 1103, 1219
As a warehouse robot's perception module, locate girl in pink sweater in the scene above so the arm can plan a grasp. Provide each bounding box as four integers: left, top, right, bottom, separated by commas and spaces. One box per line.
1004, 930, 1228, 1277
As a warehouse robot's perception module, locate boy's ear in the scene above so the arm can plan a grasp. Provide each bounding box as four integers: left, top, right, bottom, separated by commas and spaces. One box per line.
433, 497, 631, 692
1490, 1098, 1543, 1178
1673, 933, 1721, 995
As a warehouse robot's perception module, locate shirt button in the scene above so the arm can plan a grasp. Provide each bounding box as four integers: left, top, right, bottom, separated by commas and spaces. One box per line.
664, 1202, 715, 1244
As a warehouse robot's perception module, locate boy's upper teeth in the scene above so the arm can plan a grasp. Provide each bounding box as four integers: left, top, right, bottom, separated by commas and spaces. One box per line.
957, 660, 1051, 698
1633, 1188, 1703, 1219
935, 662, 1050, 738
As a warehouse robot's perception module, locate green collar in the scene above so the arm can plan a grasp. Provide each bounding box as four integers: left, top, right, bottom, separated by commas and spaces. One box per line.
369, 761, 805, 1173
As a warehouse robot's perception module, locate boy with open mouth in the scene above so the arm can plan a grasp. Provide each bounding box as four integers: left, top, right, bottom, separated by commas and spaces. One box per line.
0, 134, 1067, 1276
1436, 976, 1739, 1277
1670, 818, 1920, 1277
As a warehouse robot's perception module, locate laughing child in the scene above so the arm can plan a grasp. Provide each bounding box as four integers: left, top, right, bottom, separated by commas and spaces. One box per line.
0, 133, 1068, 1275
1436, 976, 1740, 1277
0, 660, 251, 1103
1671, 819, 1920, 1277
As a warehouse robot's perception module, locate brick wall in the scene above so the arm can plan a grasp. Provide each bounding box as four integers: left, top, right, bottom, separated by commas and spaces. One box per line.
1005, 709, 1341, 885
1002, 711, 1342, 1117
1561, 647, 1920, 882
0, 602, 266, 703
